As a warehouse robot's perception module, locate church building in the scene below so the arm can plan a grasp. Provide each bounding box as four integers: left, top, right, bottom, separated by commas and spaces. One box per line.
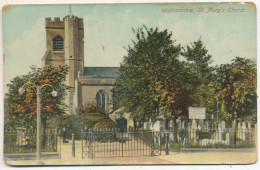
41, 15, 120, 115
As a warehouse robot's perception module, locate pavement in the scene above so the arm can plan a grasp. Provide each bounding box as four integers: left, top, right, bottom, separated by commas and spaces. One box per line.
3, 139, 258, 166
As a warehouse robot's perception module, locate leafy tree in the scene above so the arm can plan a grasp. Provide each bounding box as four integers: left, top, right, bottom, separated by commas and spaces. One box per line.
182, 40, 216, 118
216, 57, 257, 124
113, 26, 195, 141
5, 65, 69, 133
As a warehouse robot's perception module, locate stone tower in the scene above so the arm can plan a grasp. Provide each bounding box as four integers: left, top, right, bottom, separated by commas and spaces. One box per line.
41, 15, 84, 114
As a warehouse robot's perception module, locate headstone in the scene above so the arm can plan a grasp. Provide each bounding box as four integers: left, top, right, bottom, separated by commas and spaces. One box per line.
221, 121, 226, 130
153, 120, 160, 131
238, 122, 241, 130
181, 120, 185, 129
198, 125, 201, 131
237, 122, 241, 139
248, 122, 252, 130
225, 133, 230, 145
191, 119, 197, 129
190, 120, 197, 143
16, 127, 27, 146
241, 122, 246, 140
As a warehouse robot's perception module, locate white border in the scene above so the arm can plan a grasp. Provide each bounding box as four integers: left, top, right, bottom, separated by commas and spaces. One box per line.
0, 0, 259, 170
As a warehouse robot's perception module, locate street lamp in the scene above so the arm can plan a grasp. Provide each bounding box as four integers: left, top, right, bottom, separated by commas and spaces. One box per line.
19, 82, 57, 164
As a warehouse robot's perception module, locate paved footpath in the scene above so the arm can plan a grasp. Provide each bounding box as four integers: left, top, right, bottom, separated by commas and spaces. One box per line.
4, 139, 258, 166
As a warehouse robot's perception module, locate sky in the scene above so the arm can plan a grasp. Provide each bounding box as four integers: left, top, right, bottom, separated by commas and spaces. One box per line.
2, 3, 256, 93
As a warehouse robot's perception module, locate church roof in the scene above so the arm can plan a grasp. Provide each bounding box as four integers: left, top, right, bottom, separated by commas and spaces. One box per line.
83, 67, 120, 78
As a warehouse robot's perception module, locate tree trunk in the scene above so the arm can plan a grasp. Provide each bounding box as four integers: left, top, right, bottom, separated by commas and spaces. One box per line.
172, 117, 178, 143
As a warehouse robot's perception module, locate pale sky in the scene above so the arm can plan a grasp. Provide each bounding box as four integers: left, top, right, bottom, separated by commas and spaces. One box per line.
3, 3, 256, 93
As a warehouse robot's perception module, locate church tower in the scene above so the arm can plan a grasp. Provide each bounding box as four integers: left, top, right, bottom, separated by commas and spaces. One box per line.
41, 15, 84, 114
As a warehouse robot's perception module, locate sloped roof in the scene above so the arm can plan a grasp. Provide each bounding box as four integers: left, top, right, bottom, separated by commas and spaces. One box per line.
41, 50, 50, 61
83, 67, 120, 78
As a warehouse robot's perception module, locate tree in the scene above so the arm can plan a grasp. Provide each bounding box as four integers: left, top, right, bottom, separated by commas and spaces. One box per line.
216, 57, 257, 124
182, 40, 216, 117
5, 65, 69, 133
113, 26, 195, 141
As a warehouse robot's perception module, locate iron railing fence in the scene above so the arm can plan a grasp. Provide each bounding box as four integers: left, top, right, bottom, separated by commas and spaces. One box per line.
177, 128, 257, 149
153, 128, 257, 152
4, 128, 59, 153
81, 127, 257, 158
81, 128, 158, 158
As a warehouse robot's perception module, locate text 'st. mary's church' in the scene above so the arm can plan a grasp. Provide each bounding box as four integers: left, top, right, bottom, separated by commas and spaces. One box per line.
41, 15, 120, 114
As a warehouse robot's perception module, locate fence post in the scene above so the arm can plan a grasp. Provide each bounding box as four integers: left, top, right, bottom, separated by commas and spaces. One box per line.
121, 132, 124, 157
59, 135, 61, 159
178, 131, 181, 153
159, 132, 161, 155
151, 131, 154, 156
72, 133, 75, 158
166, 131, 169, 155
81, 129, 83, 159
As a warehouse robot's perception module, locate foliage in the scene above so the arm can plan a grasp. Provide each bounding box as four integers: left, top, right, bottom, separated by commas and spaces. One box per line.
78, 103, 106, 115
114, 27, 256, 126
182, 39, 216, 116
5, 65, 69, 129
178, 128, 189, 139
60, 112, 115, 139
113, 26, 195, 123
94, 121, 116, 129
216, 57, 257, 121
196, 130, 215, 140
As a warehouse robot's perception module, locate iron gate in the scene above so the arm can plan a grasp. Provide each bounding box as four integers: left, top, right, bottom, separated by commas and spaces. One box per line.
81, 128, 161, 158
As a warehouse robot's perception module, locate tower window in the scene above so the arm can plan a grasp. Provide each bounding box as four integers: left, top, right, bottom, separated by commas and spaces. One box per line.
53, 36, 64, 51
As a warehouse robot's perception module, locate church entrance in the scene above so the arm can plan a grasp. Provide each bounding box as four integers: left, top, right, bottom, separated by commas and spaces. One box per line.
116, 117, 127, 132
81, 128, 160, 158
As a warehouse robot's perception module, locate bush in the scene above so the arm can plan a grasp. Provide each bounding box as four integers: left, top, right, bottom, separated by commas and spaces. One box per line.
79, 103, 106, 115
60, 111, 115, 139
94, 121, 116, 129
196, 130, 215, 140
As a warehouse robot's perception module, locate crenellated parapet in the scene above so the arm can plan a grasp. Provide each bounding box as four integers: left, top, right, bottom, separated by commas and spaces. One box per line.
45, 16, 84, 29
45, 17, 64, 28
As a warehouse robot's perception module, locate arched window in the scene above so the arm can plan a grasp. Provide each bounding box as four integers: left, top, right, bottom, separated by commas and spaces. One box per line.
96, 90, 108, 112
53, 36, 64, 51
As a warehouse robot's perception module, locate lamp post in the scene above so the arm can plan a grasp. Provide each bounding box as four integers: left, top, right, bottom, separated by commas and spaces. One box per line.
19, 82, 57, 164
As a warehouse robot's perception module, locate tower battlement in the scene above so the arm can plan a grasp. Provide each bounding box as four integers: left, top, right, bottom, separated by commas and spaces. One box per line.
45, 17, 64, 28
45, 16, 84, 28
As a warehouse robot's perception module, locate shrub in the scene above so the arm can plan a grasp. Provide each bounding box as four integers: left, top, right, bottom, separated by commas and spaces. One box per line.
94, 121, 116, 129
79, 103, 106, 115
196, 130, 215, 140
59, 111, 115, 139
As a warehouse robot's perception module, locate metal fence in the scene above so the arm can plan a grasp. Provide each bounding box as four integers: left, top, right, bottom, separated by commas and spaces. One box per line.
177, 128, 257, 149
4, 128, 59, 153
81, 128, 160, 158
154, 128, 257, 152
81, 127, 256, 158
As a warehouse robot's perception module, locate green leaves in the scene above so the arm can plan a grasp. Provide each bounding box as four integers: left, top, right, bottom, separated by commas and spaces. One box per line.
113, 27, 256, 125
216, 57, 256, 121
113, 26, 193, 122
5, 65, 69, 128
